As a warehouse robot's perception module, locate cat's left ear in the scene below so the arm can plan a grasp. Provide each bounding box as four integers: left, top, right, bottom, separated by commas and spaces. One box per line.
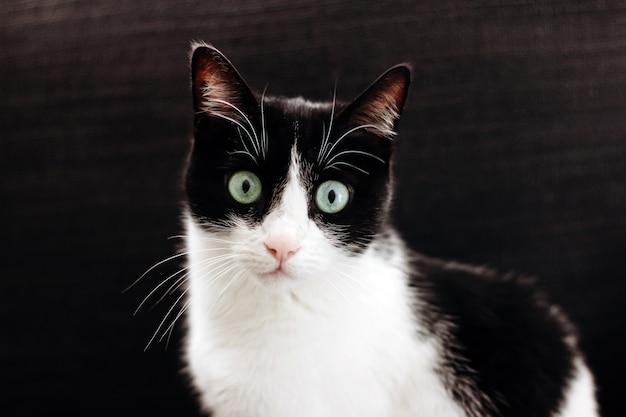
190, 43, 257, 121
339, 64, 411, 137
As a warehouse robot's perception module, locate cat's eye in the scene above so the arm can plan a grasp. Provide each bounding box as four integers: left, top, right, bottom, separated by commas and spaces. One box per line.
227, 171, 262, 204
315, 180, 350, 214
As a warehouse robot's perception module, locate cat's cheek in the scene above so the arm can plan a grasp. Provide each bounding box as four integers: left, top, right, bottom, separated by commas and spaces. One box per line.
314, 222, 363, 256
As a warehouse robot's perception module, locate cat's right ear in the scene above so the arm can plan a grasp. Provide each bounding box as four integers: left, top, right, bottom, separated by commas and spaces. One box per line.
190, 43, 257, 121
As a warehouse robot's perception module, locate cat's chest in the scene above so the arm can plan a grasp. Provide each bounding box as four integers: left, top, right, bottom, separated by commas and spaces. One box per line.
191, 305, 392, 416
206, 312, 395, 416
186, 274, 465, 417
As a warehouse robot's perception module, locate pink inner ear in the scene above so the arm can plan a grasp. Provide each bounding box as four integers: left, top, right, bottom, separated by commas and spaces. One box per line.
351, 93, 401, 137
193, 51, 245, 117
347, 67, 410, 137
384, 76, 409, 109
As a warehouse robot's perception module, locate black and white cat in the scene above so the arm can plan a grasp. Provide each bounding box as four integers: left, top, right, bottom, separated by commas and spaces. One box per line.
181, 43, 598, 417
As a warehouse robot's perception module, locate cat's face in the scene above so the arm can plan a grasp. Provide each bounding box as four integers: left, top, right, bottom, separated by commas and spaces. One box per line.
185, 44, 409, 290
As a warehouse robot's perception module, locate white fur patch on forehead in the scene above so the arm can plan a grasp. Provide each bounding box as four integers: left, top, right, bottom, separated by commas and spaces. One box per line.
284, 145, 309, 211
266, 145, 310, 225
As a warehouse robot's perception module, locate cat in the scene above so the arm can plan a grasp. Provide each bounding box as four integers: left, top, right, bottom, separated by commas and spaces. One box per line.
178, 42, 598, 417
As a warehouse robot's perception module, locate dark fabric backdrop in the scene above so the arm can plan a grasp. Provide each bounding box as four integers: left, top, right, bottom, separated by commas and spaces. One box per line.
2, 1, 624, 415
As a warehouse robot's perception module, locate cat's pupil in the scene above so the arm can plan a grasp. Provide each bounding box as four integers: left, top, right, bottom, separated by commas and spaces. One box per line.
242, 179, 250, 194
328, 190, 336, 204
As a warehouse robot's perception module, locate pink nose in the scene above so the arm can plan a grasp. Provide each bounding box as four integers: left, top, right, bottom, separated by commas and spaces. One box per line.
265, 234, 300, 264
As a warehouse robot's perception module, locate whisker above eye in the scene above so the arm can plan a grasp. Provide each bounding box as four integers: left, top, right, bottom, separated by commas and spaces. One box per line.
260, 85, 269, 158
212, 98, 261, 148
318, 123, 390, 174
325, 161, 370, 175
323, 124, 383, 162
318, 87, 337, 166
325, 149, 385, 166
235, 127, 258, 163
228, 149, 258, 163
212, 113, 260, 164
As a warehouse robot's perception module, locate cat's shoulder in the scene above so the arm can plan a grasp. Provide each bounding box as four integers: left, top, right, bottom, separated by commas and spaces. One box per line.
408, 252, 581, 417
408, 251, 578, 352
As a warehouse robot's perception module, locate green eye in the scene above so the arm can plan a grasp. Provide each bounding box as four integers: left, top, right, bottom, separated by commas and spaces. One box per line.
227, 171, 262, 204
315, 180, 350, 214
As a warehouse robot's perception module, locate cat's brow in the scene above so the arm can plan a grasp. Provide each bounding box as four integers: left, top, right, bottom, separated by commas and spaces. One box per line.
318, 124, 388, 175
212, 98, 260, 150
260, 85, 269, 159
317, 88, 337, 166
203, 97, 272, 164
227, 127, 258, 164
324, 150, 385, 175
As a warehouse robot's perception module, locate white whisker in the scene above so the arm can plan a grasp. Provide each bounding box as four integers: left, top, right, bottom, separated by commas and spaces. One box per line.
156, 273, 189, 304
325, 149, 385, 166
182, 235, 237, 245
212, 113, 260, 163
125, 249, 198, 292
146, 287, 189, 350
326, 161, 370, 175
212, 98, 261, 150
212, 112, 254, 145
229, 149, 258, 163
134, 269, 187, 315
322, 124, 384, 165
236, 126, 259, 164
145, 255, 240, 350
318, 88, 337, 165
261, 85, 269, 158
142, 252, 239, 311
159, 263, 240, 347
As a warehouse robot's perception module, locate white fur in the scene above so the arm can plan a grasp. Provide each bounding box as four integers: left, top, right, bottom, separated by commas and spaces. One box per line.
184, 150, 465, 417
556, 358, 599, 417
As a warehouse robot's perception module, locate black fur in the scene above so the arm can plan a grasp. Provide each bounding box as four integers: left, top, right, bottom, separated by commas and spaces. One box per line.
411, 255, 577, 417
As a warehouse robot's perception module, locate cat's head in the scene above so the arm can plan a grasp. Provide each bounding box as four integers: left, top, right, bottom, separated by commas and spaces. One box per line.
185, 43, 410, 289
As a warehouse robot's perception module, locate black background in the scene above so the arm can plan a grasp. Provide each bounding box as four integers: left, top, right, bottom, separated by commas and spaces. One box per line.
2, 1, 624, 416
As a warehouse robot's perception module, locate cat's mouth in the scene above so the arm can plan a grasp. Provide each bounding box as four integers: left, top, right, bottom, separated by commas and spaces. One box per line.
266, 266, 291, 279
260, 264, 295, 283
